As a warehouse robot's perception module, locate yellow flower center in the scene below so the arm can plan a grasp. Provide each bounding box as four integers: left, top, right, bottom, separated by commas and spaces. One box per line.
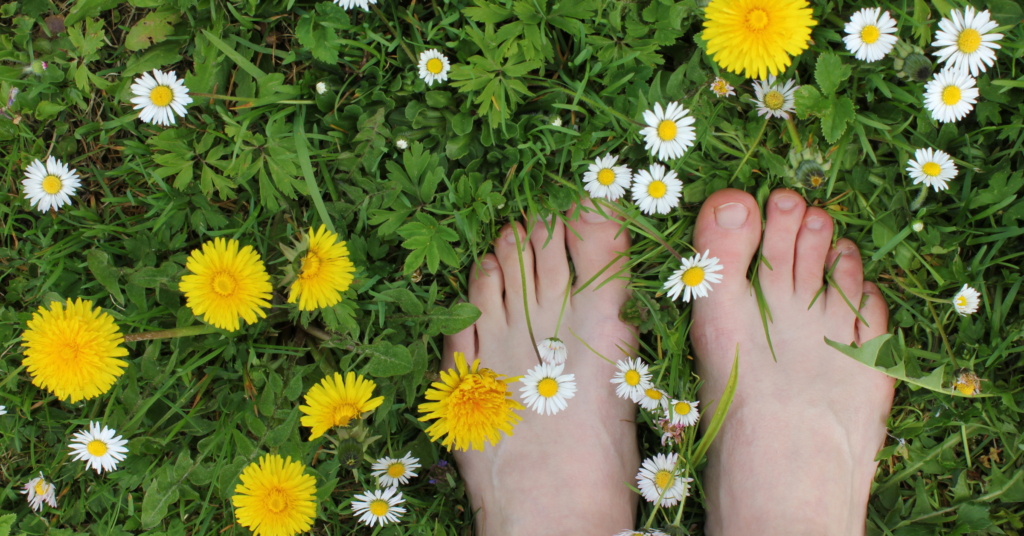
764, 90, 785, 110
957, 28, 981, 53
332, 402, 362, 427
955, 381, 976, 396
809, 173, 825, 188
387, 463, 406, 478
647, 180, 667, 199
675, 402, 691, 415
537, 378, 559, 398
597, 168, 616, 186
922, 162, 942, 177
942, 85, 961, 106
150, 86, 174, 107
300, 251, 323, 279
212, 273, 238, 296
645, 388, 662, 400
860, 25, 880, 44
657, 119, 677, 141
655, 469, 674, 490
956, 296, 967, 307
624, 370, 641, 386
369, 499, 390, 516
42, 175, 63, 194
682, 266, 705, 287
264, 489, 289, 513
87, 440, 108, 456
712, 80, 729, 94
35, 481, 49, 495
745, 8, 769, 30
426, 58, 444, 74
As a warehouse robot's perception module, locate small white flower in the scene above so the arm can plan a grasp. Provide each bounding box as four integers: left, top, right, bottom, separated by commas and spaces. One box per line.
582, 154, 632, 202
924, 67, 978, 124
418, 49, 450, 87
631, 163, 683, 216
0, 405, 6, 416
351, 487, 407, 527
610, 357, 652, 402
952, 284, 980, 316
316, 81, 327, 95
395, 138, 409, 150
640, 102, 696, 162
912, 221, 925, 232
551, 116, 562, 127
638, 387, 669, 412
130, 69, 192, 127
520, 362, 577, 416
666, 399, 700, 427
371, 453, 421, 487
932, 6, 1002, 77
537, 337, 568, 365
709, 77, 735, 97
843, 8, 899, 63
22, 156, 80, 213
664, 250, 724, 302
636, 453, 692, 507
69, 421, 129, 474
753, 75, 798, 119
906, 148, 957, 192
334, 0, 376, 10
22, 472, 58, 512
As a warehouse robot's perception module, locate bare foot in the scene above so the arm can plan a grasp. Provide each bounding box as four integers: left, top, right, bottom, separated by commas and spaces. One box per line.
691, 189, 894, 535
442, 200, 640, 534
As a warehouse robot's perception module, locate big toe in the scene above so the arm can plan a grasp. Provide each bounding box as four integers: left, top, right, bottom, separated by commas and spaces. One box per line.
691, 189, 762, 300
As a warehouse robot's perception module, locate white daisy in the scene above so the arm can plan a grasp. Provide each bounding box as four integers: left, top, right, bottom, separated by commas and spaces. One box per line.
537, 337, 568, 365
610, 357, 652, 402
69, 421, 129, 474
519, 362, 577, 416
334, 0, 376, 10
371, 453, 421, 487
22, 472, 58, 512
0, 405, 6, 416
316, 81, 327, 95
582, 154, 632, 202
636, 453, 692, 507
924, 67, 978, 124
640, 102, 696, 162
631, 164, 683, 216
952, 284, 980, 316
932, 6, 1002, 77
418, 49, 450, 87
130, 69, 192, 127
667, 399, 700, 427
709, 77, 735, 97
664, 250, 724, 302
843, 8, 899, 63
753, 75, 798, 119
906, 148, 957, 192
351, 487, 407, 527
638, 387, 670, 412
22, 156, 80, 213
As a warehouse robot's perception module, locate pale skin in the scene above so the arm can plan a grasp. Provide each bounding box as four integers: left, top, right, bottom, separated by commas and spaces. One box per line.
442, 188, 894, 535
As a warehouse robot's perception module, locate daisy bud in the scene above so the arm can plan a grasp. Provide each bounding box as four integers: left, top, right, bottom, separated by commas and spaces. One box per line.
537, 337, 567, 365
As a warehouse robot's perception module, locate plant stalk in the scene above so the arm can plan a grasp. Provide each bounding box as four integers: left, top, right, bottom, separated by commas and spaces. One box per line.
785, 116, 803, 148
123, 324, 220, 342
369, 4, 418, 64
728, 118, 770, 183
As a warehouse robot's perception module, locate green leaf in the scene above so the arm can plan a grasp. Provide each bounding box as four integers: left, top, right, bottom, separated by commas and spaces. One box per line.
87, 249, 124, 304
363, 341, 414, 377
378, 288, 424, 316
692, 346, 738, 466
821, 96, 855, 144
815, 52, 851, 95
200, 29, 267, 80
0, 514, 16, 536
794, 86, 827, 119
988, 0, 1023, 25
35, 100, 66, 121
294, 116, 335, 233
65, 0, 120, 27
125, 11, 180, 51
141, 467, 182, 529
428, 302, 481, 336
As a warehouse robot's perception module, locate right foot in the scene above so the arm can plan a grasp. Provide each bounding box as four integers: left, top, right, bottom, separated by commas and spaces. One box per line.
690, 189, 894, 535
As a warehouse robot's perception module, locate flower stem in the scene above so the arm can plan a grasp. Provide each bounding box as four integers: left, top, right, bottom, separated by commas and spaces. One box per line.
512, 224, 543, 363
553, 277, 571, 338
909, 185, 929, 212
369, 4, 418, 64
785, 116, 803, 148
123, 324, 220, 342
728, 118, 769, 183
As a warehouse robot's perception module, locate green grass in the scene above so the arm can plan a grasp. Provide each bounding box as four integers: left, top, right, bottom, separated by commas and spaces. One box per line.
1, 0, 1024, 534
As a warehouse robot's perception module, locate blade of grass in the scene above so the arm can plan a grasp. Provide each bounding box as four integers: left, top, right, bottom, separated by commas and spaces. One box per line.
691, 345, 739, 467
295, 109, 336, 234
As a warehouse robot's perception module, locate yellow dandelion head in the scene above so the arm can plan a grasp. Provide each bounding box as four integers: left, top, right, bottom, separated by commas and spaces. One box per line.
703, 0, 818, 79
287, 225, 356, 312
232, 454, 317, 536
954, 371, 981, 396
178, 237, 273, 332
417, 352, 523, 452
21, 298, 129, 403
299, 371, 384, 440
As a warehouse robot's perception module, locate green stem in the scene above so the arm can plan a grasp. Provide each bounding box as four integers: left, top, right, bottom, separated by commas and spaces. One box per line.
369, 4, 418, 64
785, 116, 802, 148
553, 277, 571, 338
123, 324, 220, 343
909, 184, 929, 212
512, 224, 543, 363
926, 299, 959, 369
728, 118, 770, 183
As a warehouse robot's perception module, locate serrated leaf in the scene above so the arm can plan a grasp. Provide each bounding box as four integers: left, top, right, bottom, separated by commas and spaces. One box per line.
428, 302, 482, 336
821, 96, 855, 144
815, 52, 851, 95
378, 288, 424, 315
125, 11, 180, 52
363, 341, 414, 377
87, 249, 124, 304
0, 514, 15, 536
794, 85, 827, 119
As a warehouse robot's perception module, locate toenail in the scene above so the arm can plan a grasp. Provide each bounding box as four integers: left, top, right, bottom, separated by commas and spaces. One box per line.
839, 242, 856, 254
806, 217, 825, 230
714, 203, 749, 229
774, 195, 799, 211
481, 258, 498, 270
504, 227, 520, 244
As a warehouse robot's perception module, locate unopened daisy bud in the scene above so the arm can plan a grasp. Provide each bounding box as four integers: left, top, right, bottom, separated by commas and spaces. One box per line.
550, 116, 562, 127
953, 370, 981, 396
395, 137, 409, 150
316, 81, 327, 95
537, 337, 567, 365
952, 284, 980, 316
912, 221, 925, 232
31, 60, 48, 75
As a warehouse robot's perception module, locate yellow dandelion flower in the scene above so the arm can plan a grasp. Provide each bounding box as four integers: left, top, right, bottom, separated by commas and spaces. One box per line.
299, 372, 384, 440
287, 225, 356, 311
232, 454, 317, 536
21, 298, 129, 403
417, 352, 523, 452
703, 0, 818, 79
179, 237, 273, 332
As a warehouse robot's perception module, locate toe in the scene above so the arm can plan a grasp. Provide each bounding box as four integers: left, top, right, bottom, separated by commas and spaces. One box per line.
760, 189, 807, 296
468, 254, 507, 329
495, 222, 537, 321
824, 238, 865, 327
442, 324, 477, 371
856, 282, 890, 344
528, 215, 571, 307
565, 198, 631, 307
793, 207, 834, 302
691, 188, 762, 298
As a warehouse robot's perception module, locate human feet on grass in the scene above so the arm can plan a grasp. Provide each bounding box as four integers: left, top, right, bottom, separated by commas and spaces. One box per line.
691, 188, 894, 536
